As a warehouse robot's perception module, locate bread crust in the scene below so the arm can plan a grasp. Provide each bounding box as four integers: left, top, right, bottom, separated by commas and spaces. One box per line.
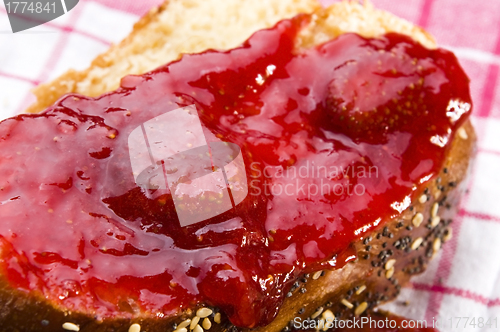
1, 1, 476, 331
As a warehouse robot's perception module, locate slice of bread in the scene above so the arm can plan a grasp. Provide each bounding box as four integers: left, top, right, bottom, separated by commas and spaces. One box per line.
27, 0, 436, 115
25, 0, 321, 114
1, 1, 475, 331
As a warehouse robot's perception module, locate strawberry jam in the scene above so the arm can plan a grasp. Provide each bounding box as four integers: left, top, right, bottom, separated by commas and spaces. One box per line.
0, 16, 471, 327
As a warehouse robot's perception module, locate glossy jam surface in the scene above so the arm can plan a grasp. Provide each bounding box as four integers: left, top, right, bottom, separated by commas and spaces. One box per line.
0, 17, 471, 327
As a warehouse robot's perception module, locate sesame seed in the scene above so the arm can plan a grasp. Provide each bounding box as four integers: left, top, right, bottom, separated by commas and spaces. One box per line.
177, 319, 191, 329
322, 309, 335, 321
193, 325, 203, 332
386, 266, 395, 279
356, 285, 367, 295
62, 322, 80, 331
202, 318, 212, 330
411, 237, 424, 250
412, 213, 424, 227
214, 313, 221, 324
190, 316, 200, 330
385, 259, 396, 270
174, 328, 187, 332
341, 299, 354, 309
354, 302, 368, 316
434, 190, 441, 200
458, 127, 468, 140
443, 228, 453, 242
311, 307, 324, 319
129, 324, 141, 332
431, 202, 439, 218
197, 308, 213, 318
433, 238, 442, 253
419, 194, 427, 204
312, 270, 323, 280
431, 216, 441, 228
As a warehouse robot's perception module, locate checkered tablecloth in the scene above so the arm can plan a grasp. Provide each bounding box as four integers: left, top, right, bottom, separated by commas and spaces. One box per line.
0, 0, 499, 331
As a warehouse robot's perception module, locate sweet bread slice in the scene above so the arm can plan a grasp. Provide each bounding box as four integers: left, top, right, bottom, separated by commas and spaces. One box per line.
25, 0, 320, 114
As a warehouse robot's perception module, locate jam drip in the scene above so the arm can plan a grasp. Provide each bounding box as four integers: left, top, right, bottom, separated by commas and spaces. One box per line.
0, 16, 471, 327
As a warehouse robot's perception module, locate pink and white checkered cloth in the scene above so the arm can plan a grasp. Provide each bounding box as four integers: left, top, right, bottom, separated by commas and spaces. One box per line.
0, 0, 499, 331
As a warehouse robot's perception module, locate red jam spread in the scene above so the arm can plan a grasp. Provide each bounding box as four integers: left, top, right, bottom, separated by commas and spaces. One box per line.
0, 16, 471, 327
